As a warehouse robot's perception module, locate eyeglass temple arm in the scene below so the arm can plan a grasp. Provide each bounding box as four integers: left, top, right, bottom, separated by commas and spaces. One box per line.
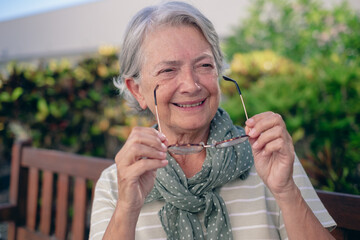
222, 76, 249, 120
154, 85, 162, 133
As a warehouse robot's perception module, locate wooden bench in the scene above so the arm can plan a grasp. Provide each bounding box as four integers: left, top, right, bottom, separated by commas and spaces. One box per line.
0, 141, 359, 239
316, 190, 360, 239
0, 140, 113, 240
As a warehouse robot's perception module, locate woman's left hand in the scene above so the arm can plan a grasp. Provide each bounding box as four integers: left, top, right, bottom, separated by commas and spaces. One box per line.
245, 111, 296, 197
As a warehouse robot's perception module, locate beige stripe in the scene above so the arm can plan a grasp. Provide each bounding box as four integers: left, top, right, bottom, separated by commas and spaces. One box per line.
91, 218, 110, 227
136, 224, 163, 231
229, 210, 279, 217
232, 224, 278, 231
91, 207, 114, 215
90, 230, 105, 239
221, 182, 264, 190
139, 211, 159, 217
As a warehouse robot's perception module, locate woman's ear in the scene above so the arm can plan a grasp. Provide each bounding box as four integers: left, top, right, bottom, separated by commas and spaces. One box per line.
125, 78, 148, 110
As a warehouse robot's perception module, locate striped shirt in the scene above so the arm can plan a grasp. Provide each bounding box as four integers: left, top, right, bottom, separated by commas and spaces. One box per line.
90, 156, 336, 239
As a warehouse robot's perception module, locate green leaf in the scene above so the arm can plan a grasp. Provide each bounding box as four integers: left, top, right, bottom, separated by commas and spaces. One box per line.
37, 98, 49, 118
11, 87, 24, 101
0, 92, 11, 102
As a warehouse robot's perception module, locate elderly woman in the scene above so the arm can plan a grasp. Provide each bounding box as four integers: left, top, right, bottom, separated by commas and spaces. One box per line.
90, 1, 335, 239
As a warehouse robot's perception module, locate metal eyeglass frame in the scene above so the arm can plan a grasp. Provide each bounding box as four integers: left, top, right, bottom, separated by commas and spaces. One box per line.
154, 75, 249, 155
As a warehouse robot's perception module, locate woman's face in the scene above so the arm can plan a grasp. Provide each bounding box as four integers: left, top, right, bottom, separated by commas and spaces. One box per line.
134, 25, 220, 134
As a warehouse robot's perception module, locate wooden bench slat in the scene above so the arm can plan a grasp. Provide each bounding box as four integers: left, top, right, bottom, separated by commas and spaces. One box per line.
7, 222, 16, 240
55, 173, 69, 240
17, 226, 52, 240
26, 167, 39, 230
9, 141, 25, 205
39, 170, 53, 235
72, 177, 87, 240
0, 203, 17, 221
21, 147, 113, 180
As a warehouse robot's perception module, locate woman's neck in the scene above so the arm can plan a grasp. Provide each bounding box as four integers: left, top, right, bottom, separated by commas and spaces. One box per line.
161, 124, 210, 178
162, 125, 210, 146
171, 150, 206, 178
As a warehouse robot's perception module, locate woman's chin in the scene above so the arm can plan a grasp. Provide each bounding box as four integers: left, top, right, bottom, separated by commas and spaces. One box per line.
171, 120, 210, 133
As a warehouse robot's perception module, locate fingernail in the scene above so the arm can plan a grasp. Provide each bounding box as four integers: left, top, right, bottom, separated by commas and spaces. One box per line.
246, 118, 254, 125
249, 128, 256, 136
161, 143, 167, 151
253, 141, 258, 149
158, 132, 166, 140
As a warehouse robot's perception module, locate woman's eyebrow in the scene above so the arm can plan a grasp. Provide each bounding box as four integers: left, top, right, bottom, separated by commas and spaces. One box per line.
157, 60, 182, 66
193, 53, 215, 63
153, 60, 182, 70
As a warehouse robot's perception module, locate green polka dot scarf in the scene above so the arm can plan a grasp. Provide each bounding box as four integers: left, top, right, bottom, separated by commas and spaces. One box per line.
146, 108, 254, 240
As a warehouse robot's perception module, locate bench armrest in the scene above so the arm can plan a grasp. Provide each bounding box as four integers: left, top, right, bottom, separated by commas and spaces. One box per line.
0, 202, 17, 222
316, 189, 360, 231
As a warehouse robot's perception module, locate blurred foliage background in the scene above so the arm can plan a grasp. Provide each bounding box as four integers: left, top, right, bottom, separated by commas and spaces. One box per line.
221, 0, 359, 194
0, 0, 359, 194
0, 47, 152, 163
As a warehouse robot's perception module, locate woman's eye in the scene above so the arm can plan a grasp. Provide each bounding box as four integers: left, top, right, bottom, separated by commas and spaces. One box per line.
157, 68, 177, 79
160, 68, 174, 73
195, 62, 215, 74
197, 63, 214, 69
196, 63, 214, 71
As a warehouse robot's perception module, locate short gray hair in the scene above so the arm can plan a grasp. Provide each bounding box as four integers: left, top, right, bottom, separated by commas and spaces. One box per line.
113, 1, 223, 116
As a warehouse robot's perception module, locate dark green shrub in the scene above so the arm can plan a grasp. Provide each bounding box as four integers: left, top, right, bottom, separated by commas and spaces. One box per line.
0, 49, 152, 164
221, 0, 360, 194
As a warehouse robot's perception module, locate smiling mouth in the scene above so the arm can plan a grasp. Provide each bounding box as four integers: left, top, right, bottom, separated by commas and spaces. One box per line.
173, 99, 206, 108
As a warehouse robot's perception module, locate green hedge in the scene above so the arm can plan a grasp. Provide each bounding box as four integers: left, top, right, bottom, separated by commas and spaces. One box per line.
223, 0, 360, 63
0, 48, 152, 163
221, 0, 360, 194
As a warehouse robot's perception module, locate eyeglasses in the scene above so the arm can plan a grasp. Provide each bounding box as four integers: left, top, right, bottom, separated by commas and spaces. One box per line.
154, 75, 249, 155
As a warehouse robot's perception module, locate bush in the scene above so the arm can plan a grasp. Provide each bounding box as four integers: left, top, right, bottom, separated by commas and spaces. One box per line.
0, 48, 152, 164
224, 0, 360, 63
221, 0, 360, 194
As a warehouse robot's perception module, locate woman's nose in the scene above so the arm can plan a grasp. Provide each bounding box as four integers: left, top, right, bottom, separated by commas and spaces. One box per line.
178, 70, 201, 93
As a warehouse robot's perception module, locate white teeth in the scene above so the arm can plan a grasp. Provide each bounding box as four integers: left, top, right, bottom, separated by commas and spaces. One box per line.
177, 100, 204, 108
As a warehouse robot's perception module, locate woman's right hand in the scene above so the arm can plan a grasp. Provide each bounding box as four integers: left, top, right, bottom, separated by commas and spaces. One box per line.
115, 127, 168, 214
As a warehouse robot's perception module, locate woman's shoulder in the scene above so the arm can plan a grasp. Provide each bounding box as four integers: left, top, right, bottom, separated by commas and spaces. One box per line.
99, 163, 117, 179
96, 163, 118, 191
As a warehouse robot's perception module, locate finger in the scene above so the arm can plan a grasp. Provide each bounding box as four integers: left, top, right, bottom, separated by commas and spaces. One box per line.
116, 127, 168, 165
252, 125, 283, 151
260, 137, 284, 157
247, 112, 285, 138
122, 158, 168, 179
245, 111, 272, 127
128, 127, 168, 152
245, 112, 273, 134
245, 125, 251, 135
116, 143, 167, 166
129, 126, 166, 141
157, 130, 168, 143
